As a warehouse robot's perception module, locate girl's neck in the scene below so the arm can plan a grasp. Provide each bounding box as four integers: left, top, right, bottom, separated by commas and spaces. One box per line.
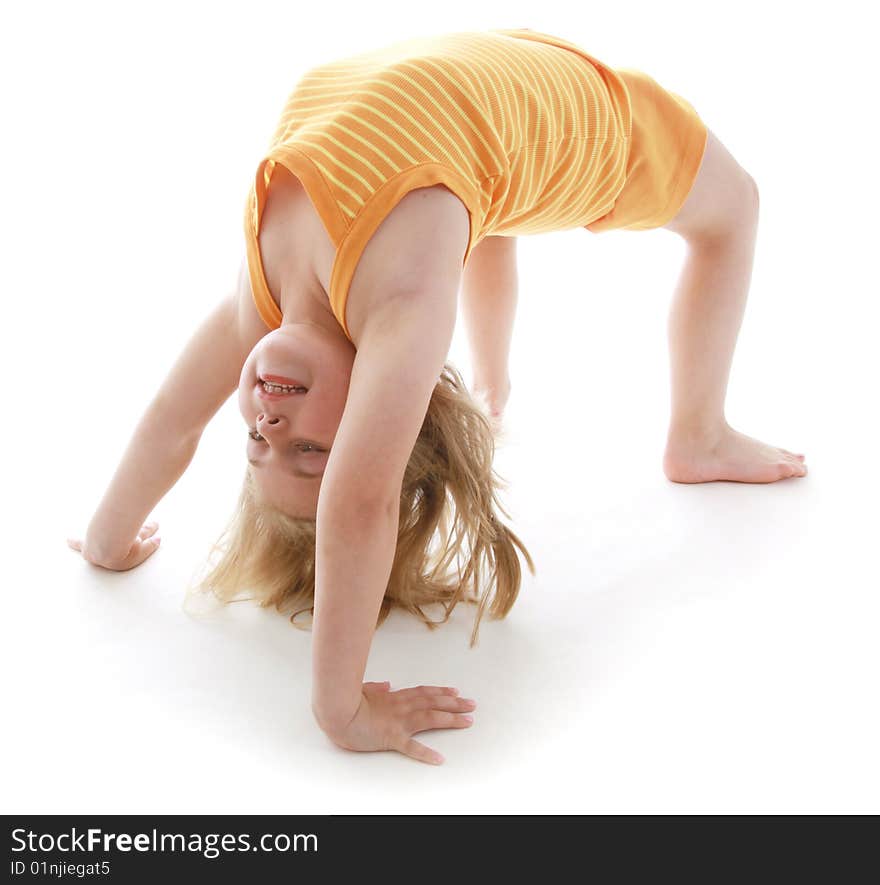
260, 166, 340, 338
278, 283, 339, 340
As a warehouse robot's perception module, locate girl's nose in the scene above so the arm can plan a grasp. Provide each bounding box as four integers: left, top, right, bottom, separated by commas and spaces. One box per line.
257, 413, 283, 432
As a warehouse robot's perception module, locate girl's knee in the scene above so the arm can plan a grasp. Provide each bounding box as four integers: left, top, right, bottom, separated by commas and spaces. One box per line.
664, 129, 757, 242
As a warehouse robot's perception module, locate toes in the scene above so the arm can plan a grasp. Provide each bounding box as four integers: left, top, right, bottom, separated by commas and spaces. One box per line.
781, 448, 806, 461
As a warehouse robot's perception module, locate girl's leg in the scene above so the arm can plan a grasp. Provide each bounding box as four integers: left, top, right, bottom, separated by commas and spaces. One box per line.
661, 129, 807, 483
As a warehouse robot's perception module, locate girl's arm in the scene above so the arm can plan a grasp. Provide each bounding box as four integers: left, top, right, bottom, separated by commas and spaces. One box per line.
311, 282, 473, 764
310, 190, 476, 764
79, 260, 267, 565
460, 234, 517, 411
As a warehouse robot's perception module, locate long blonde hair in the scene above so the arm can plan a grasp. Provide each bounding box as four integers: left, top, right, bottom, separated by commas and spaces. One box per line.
186, 363, 535, 647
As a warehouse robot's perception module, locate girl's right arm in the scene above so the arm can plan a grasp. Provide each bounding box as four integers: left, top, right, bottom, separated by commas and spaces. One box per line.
309, 188, 476, 764
459, 234, 516, 413
70, 260, 268, 568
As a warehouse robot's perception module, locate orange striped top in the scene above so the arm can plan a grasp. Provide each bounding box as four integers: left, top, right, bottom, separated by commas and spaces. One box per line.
243, 28, 633, 342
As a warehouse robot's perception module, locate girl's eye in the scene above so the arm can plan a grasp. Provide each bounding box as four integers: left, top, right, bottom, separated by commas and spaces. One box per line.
247, 430, 319, 454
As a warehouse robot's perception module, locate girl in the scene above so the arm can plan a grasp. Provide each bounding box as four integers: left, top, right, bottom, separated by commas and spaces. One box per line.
67, 27, 807, 766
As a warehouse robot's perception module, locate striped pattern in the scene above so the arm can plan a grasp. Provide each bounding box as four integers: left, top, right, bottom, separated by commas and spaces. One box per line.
243, 28, 633, 341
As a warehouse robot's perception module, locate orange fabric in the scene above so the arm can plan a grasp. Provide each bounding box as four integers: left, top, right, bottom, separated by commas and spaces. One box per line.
243, 28, 632, 341
242, 29, 705, 341
585, 68, 708, 232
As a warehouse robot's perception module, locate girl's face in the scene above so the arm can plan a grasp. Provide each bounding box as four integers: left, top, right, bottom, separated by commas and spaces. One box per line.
238, 322, 355, 518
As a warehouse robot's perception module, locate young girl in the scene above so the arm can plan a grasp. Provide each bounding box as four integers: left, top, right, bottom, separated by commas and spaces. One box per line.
67, 27, 807, 766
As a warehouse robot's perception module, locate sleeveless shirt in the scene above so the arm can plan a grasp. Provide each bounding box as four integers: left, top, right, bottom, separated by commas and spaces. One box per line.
243, 28, 633, 342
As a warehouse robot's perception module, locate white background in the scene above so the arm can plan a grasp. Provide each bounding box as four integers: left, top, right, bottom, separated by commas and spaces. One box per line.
3, 0, 878, 813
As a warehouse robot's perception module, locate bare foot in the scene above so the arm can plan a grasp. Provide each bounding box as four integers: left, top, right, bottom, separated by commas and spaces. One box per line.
664, 424, 808, 484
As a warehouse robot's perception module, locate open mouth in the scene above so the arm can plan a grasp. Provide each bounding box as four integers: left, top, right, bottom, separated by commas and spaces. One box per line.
257, 376, 308, 400
261, 374, 307, 387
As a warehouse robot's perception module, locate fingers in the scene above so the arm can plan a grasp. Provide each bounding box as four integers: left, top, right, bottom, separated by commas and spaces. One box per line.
66, 531, 160, 570
399, 737, 445, 766
395, 708, 475, 764
362, 681, 391, 693
359, 683, 476, 766
406, 709, 474, 735
138, 521, 159, 540
113, 537, 161, 571
392, 685, 476, 715
130, 537, 161, 567
393, 685, 460, 700
408, 695, 477, 714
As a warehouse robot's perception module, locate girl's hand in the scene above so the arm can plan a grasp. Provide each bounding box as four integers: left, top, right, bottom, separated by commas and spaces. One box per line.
473, 377, 511, 437
66, 521, 162, 571
328, 681, 477, 765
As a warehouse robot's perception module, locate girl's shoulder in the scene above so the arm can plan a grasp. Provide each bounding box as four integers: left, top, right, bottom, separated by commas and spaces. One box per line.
345, 185, 470, 343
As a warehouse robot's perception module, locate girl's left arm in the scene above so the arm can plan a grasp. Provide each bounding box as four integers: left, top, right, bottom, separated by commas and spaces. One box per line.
77, 260, 267, 566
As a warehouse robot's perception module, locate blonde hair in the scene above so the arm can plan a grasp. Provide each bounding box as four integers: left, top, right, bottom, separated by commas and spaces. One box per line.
186, 363, 535, 647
